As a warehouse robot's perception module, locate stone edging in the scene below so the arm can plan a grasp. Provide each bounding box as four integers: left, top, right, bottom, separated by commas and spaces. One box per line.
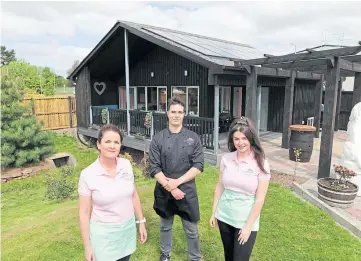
292, 182, 361, 240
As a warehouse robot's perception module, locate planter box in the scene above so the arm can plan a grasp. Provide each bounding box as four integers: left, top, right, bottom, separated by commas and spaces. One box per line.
317, 177, 358, 208
135, 135, 145, 140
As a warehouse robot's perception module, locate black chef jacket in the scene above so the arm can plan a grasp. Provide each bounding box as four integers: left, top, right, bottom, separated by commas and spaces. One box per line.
149, 127, 204, 222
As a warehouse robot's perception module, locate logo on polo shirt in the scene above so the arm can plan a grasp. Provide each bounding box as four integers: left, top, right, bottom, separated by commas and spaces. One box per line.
185, 137, 194, 145
120, 171, 133, 181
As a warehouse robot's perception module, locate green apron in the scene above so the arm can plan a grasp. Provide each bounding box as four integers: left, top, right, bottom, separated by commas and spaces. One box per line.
90, 215, 136, 261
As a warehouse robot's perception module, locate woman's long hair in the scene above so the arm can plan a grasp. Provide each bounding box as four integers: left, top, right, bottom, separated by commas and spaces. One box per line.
227, 117, 268, 174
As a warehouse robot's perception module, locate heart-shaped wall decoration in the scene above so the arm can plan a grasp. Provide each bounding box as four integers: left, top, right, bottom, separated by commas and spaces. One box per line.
94, 82, 106, 95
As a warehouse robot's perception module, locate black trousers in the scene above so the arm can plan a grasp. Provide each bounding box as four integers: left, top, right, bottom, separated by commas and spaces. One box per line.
217, 220, 257, 261
116, 255, 131, 261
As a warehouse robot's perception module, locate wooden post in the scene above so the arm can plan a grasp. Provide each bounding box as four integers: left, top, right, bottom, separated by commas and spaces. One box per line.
31, 98, 36, 115
334, 79, 343, 131
281, 71, 295, 149
214, 81, 220, 156
68, 96, 73, 128
89, 106, 93, 125
256, 85, 262, 134
124, 28, 131, 136
150, 113, 154, 140
245, 66, 258, 125
107, 108, 110, 124
318, 57, 340, 179
314, 75, 324, 138
352, 72, 361, 108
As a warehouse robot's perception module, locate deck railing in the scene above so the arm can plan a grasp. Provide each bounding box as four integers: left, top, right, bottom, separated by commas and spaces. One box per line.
184, 116, 215, 149
129, 110, 151, 137
109, 108, 127, 131
153, 112, 168, 135
90, 106, 215, 149
90, 106, 107, 126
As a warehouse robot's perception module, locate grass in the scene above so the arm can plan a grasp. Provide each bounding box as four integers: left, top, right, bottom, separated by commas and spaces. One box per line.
2, 133, 361, 261
55, 87, 75, 95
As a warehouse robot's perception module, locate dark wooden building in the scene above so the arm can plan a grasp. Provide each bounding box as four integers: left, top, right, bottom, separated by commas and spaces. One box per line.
69, 20, 361, 178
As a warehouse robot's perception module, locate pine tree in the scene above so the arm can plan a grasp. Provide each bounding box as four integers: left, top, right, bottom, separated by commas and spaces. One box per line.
1, 75, 54, 169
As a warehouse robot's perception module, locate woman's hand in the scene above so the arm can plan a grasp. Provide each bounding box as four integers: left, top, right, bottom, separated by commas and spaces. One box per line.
209, 214, 218, 229
238, 225, 252, 245
138, 223, 147, 244
84, 246, 94, 261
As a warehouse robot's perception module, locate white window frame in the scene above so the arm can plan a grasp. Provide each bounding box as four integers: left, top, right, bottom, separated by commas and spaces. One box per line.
171, 86, 200, 116
156, 86, 168, 113
118, 86, 137, 109
119, 86, 167, 112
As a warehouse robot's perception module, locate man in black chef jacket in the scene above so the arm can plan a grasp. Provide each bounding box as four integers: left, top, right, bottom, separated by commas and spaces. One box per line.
149, 97, 204, 261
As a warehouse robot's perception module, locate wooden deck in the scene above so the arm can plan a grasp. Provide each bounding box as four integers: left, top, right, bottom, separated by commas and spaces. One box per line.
78, 126, 282, 166
78, 126, 219, 165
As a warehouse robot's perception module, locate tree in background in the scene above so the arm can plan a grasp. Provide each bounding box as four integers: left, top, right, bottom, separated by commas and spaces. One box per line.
1, 45, 71, 96
67, 60, 80, 86
0, 61, 71, 96
1, 45, 16, 65
0, 75, 54, 169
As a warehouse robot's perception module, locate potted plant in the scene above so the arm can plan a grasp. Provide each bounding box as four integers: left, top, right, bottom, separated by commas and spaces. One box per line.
134, 133, 145, 140
101, 108, 108, 125
144, 111, 152, 130
317, 165, 358, 208
288, 125, 316, 162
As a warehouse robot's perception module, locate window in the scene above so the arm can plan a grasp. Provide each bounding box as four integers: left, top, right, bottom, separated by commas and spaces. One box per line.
157, 87, 167, 112
119, 86, 166, 112
118, 87, 136, 109
171, 86, 199, 116
137, 87, 146, 110
220, 87, 231, 113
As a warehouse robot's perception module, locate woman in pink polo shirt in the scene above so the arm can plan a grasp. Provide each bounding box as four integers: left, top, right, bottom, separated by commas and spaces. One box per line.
78, 124, 147, 261
210, 117, 271, 261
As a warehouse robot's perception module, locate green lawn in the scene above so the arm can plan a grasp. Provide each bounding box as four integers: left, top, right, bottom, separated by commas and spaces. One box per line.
2, 134, 361, 261
55, 87, 75, 95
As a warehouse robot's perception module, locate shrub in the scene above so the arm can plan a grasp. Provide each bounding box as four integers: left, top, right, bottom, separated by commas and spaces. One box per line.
45, 172, 75, 201
120, 152, 136, 167
59, 165, 75, 177
0, 75, 54, 169
141, 151, 151, 178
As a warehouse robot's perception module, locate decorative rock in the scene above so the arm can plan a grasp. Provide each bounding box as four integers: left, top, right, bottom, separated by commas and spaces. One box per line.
45, 153, 77, 168
341, 102, 361, 196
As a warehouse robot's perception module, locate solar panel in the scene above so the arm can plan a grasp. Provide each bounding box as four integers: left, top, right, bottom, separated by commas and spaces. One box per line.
144, 27, 261, 60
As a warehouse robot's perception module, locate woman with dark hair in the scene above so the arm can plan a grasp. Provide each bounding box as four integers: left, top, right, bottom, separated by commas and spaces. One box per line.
78, 124, 147, 261
210, 117, 271, 261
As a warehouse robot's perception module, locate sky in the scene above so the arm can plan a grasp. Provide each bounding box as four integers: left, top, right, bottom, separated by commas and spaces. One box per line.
1, 1, 361, 77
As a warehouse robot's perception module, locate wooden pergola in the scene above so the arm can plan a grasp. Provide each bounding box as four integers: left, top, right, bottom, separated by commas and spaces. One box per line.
232, 44, 361, 179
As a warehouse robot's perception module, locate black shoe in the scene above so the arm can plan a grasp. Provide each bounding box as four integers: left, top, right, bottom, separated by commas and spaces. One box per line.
159, 253, 171, 261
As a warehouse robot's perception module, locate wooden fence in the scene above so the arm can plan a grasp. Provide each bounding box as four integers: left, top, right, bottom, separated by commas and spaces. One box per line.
22, 96, 77, 130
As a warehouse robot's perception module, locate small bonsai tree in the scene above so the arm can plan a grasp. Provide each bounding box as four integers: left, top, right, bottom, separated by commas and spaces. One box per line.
292, 148, 302, 181
331, 165, 356, 190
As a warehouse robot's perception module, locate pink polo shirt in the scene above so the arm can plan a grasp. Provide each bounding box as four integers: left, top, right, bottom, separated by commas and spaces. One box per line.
78, 157, 135, 224
220, 151, 271, 196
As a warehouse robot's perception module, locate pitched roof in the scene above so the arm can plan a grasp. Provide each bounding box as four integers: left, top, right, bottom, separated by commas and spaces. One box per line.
69, 20, 264, 79
120, 20, 264, 65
